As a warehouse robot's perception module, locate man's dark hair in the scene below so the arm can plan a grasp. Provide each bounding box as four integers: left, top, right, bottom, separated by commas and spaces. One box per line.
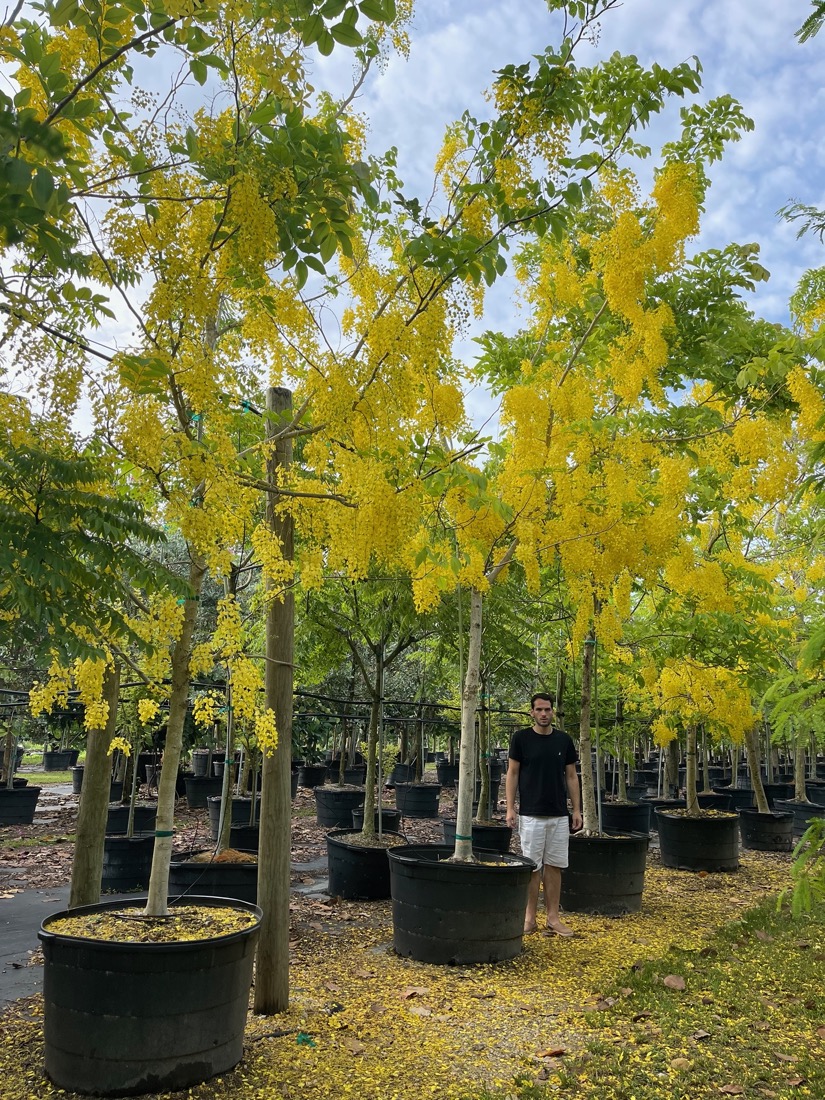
530, 692, 555, 708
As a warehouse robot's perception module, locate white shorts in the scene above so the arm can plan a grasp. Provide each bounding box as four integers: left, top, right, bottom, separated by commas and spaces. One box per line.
518, 815, 570, 869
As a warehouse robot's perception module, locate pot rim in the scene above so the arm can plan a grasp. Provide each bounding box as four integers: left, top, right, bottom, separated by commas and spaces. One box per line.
655, 808, 739, 820
388, 842, 534, 871
39, 895, 262, 950
326, 827, 410, 850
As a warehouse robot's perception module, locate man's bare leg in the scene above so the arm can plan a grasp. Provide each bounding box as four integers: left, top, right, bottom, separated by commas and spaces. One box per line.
524, 869, 541, 933
543, 865, 574, 936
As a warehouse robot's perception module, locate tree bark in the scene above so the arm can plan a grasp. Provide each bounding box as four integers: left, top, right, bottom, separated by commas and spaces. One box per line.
685, 726, 700, 816
144, 555, 207, 915
70, 663, 120, 908
794, 733, 807, 802
744, 725, 770, 814
454, 587, 483, 861
579, 634, 598, 833
254, 386, 294, 1015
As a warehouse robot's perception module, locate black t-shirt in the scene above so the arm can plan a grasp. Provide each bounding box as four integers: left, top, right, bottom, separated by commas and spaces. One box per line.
508, 727, 578, 817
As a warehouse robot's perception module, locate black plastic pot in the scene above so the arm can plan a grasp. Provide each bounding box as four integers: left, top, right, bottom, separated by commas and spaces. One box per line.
561, 831, 650, 915
697, 791, 733, 811
656, 810, 739, 871
101, 834, 155, 892
436, 761, 460, 787
351, 807, 402, 833
442, 819, 512, 853
291, 769, 299, 799
738, 809, 794, 852
105, 802, 157, 836
297, 763, 328, 789
191, 749, 211, 777
641, 797, 686, 831
394, 782, 442, 818
387, 762, 416, 788
710, 785, 754, 811
229, 823, 260, 851
169, 850, 258, 904
327, 829, 404, 900
314, 786, 366, 828
388, 844, 535, 964
207, 795, 261, 841
43, 750, 73, 771
71, 766, 123, 801
598, 800, 652, 834
39, 895, 261, 1096
805, 784, 825, 807
773, 799, 825, 838
762, 782, 794, 808
184, 775, 223, 809
0, 785, 41, 825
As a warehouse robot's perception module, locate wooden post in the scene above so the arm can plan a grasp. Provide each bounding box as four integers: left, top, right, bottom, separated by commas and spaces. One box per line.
254, 387, 294, 1015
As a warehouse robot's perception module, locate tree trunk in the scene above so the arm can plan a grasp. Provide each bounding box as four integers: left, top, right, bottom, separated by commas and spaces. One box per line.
579, 635, 598, 833
70, 664, 120, 908
665, 739, 680, 797
744, 725, 770, 814
794, 732, 807, 802
454, 587, 483, 862
254, 386, 294, 1015
360, 660, 383, 843
475, 674, 491, 822
144, 556, 207, 915
217, 686, 235, 852
555, 664, 566, 731
701, 725, 712, 792
685, 726, 700, 816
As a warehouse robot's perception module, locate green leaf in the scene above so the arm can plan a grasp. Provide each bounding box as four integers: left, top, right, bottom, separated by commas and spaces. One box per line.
330, 21, 363, 46
32, 168, 55, 209
190, 58, 208, 85
316, 29, 335, 55
294, 260, 308, 290
302, 14, 324, 45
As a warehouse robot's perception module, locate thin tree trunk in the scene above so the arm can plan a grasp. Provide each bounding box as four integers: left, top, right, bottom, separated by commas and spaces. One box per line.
685, 726, 700, 816
579, 634, 598, 833
255, 386, 294, 1015
360, 662, 382, 842
665, 739, 680, 798
70, 664, 120, 908
144, 556, 207, 915
745, 725, 770, 814
454, 587, 482, 862
701, 725, 712, 792
794, 733, 807, 802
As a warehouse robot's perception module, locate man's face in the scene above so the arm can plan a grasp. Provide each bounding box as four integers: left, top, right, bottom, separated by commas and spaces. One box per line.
530, 700, 554, 728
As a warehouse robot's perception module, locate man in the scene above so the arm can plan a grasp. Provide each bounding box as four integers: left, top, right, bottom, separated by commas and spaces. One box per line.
505, 692, 582, 937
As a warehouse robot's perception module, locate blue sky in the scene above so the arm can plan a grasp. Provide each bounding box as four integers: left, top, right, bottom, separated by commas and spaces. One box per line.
309, 0, 825, 428
320, 0, 825, 329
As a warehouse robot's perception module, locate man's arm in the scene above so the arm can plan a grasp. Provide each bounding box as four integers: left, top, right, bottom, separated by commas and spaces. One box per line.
566, 762, 582, 831
505, 759, 520, 828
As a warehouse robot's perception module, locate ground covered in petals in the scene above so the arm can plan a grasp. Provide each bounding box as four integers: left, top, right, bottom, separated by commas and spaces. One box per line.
0, 848, 801, 1100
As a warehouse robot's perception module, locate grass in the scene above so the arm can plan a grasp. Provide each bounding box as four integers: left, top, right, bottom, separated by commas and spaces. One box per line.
502, 898, 825, 1100
20, 771, 74, 785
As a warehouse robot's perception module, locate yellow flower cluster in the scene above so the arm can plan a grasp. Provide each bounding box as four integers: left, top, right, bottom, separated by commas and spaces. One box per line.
107, 735, 132, 758
28, 657, 72, 718
649, 660, 756, 745
193, 690, 222, 730
73, 657, 109, 730
137, 698, 160, 725
254, 708, 279, 756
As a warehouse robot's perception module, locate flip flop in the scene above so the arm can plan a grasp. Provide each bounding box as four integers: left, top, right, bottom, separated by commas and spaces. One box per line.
523, 923, 539, 935
544, 926, 575, 938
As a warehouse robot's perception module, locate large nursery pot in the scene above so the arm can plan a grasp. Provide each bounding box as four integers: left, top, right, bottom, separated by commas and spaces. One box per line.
314, 786, 366, 828
773, 799, 825, 839
697, 790, 733, 811
184, 775, 223, 809
561, 831, 650, 915
598, 800, 652, 834
656, 809, 740, 871
710, 785, 754, 811
387, 762, 416, 787
806, 784, 825, 807
297, 763, 327, 789
641, 796, 686, 831
761, 782, 794, 808
207, 795, 261, 841
352, 806, 402, 832
106, 801, 157, 836
39, 895, 261, 1096
326, 829, 407, 900
436, 760, 460, 787
442, 819, 512, 853
394, 782, 441, 819
0, 784, 41, 825
388, 844, 535, 965
229, 823, 260, 851
738, 809, 794, 852
42, 749, 73, 771
168, 849, 258, 904
101, 834, 156, 892
71, 766, 123, 801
